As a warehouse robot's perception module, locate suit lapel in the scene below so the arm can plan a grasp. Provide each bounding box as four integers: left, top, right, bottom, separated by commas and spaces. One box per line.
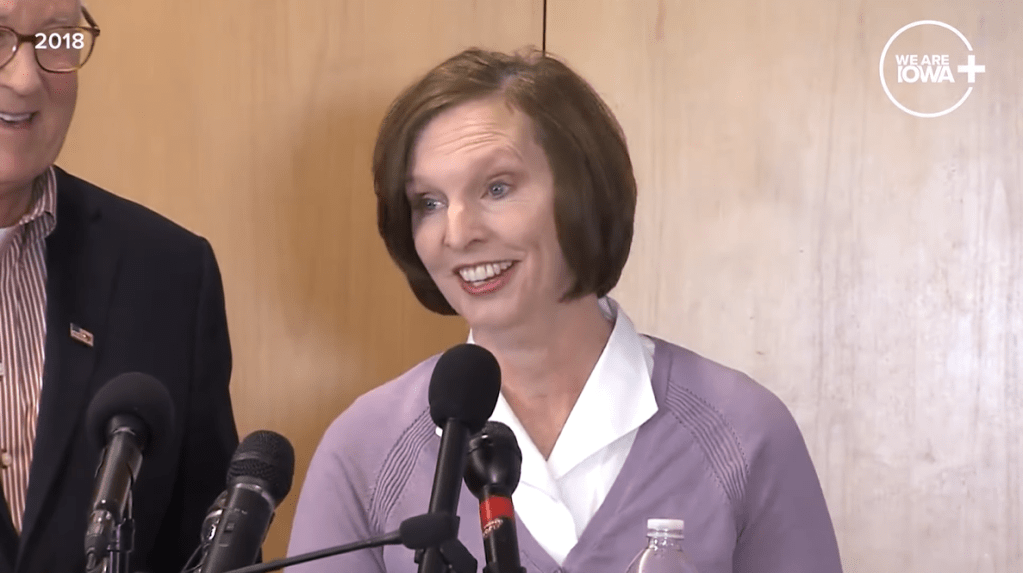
17, 168, 121, 556
0, 481, 15, 573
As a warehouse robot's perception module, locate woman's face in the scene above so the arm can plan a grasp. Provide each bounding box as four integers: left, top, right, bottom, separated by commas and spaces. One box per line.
406, 95, 574, 332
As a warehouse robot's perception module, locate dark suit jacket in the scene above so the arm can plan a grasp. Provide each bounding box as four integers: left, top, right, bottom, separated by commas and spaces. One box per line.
0, 166, 240, 573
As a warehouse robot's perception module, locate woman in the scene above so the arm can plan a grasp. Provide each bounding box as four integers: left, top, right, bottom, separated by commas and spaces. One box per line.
287, 47, 843, 573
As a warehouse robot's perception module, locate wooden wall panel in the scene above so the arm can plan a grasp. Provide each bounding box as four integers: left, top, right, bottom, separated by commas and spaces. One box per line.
58, 0, 542, 559
548, 0, 1021, 571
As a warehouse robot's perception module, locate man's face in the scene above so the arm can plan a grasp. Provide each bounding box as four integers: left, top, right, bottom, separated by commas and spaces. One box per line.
0, 0, 81, 197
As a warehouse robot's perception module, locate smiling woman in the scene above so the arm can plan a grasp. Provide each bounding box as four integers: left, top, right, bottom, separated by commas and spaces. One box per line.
403, 93, 588, 333
375, 49, 636, 320
285, 47, 845, 573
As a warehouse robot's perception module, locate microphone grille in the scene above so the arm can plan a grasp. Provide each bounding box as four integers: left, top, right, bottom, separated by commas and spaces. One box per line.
227, 430, 295, 503
84, 372, 175, 456
428, 344, 501, 433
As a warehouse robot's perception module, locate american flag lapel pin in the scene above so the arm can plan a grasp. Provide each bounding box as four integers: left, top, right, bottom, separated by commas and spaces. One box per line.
70, 323, 94, 347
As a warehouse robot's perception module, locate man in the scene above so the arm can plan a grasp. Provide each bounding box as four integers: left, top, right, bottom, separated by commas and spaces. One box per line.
0, 1, 239, 572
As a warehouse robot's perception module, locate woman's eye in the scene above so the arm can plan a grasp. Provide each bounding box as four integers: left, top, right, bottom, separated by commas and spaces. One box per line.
411, 195, 442, 212
487, 182, 510, 198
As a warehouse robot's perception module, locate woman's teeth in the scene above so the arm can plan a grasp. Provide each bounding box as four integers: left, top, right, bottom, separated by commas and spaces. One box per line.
458, 261, 514, 283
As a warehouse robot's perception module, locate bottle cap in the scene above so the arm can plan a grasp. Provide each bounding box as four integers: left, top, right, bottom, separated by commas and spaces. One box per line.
647, 518, 685, 537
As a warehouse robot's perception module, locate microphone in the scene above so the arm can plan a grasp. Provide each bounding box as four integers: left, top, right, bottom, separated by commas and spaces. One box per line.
222, 512, 459, 573
199, 430, 295, 573
417, 343, 502, 573
464, 421, 525, 573
84, 372, 175, 573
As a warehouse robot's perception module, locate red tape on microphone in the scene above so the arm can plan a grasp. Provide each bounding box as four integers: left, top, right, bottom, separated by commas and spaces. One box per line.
479, 496, 515, 539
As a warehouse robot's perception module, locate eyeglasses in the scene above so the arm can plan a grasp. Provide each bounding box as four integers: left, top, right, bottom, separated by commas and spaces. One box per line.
0, 6, 101, 73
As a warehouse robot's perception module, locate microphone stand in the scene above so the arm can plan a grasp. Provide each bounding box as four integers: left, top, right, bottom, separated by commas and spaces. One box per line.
414, 536, 478, 573
85, 490, 135, 573
107, 511, 135, 573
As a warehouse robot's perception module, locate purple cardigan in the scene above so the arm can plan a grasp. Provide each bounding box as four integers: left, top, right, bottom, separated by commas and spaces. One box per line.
286, 337, 843, 573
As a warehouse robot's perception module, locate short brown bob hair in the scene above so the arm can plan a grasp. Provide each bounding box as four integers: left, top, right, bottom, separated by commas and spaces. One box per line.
373, 47, 637, 315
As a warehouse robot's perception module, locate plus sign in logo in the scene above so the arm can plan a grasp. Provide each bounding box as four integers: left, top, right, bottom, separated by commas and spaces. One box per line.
879, 20, 986, 118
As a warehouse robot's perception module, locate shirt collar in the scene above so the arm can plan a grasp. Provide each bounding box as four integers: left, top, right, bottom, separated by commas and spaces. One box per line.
17, 166, 58, 238
466, 297, 657, 487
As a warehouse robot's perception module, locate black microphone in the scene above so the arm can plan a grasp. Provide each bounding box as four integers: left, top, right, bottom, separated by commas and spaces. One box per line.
465, 421, 525, 573
222, 512, 459, 573
84, 372, 175, 573
199, 430, 295, 573
417, 344, 502, 573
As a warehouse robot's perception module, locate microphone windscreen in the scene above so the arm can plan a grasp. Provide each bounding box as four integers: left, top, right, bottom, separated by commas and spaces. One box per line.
465, 420, 523, 497
398, 513, 458, 549
85, 372, 174, 456
227, 430, 295, 503
428, 344, 501, 433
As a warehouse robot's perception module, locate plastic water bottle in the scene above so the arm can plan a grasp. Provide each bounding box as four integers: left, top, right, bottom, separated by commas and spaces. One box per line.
624, 518, 699, 573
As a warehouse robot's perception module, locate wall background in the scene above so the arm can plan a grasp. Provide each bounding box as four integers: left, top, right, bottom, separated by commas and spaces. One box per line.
58, 1, 1021, 570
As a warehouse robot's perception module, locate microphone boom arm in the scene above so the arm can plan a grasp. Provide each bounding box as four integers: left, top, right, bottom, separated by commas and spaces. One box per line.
224, 532, 400, 573
221, 513, 466, 573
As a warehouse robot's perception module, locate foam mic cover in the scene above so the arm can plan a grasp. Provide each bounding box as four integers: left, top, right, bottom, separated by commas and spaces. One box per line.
85, 371, 174, 457
428, 343, 501, 433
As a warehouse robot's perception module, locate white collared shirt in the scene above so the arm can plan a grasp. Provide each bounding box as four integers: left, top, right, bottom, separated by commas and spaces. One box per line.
465, 297, 657, 564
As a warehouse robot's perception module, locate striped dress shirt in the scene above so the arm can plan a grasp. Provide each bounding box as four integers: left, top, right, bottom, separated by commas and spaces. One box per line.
0, 166, 56, 534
